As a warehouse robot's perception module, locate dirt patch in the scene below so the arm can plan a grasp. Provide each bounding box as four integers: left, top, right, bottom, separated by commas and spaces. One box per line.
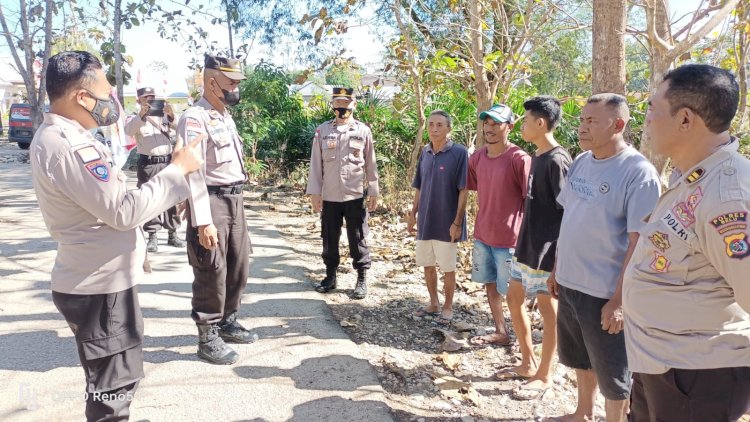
245, 182, 604, 422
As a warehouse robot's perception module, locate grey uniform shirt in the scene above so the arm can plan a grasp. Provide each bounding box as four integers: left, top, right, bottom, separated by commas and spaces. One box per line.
176, 97, 246, 227
124, 114, 173, 156
306, 119, 379, 202
30, 113, 190, 295
623, 139, 750, 374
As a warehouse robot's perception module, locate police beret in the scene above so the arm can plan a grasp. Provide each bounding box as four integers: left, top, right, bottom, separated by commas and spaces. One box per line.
205, 54, 246, 81
136, 87, 155, 98
332, 87, 355, 100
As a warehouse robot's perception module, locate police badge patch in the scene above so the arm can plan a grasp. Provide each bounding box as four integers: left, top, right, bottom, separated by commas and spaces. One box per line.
649, 231, 670, 252
724, 232, 749, 259
650, 252, 671, 273
85, 161, 110, 182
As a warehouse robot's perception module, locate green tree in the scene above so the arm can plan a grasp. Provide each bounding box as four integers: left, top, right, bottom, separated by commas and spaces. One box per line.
325, 60, 362, 87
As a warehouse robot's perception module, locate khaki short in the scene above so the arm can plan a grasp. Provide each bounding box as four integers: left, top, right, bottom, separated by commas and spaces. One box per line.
415, 240, 458, 272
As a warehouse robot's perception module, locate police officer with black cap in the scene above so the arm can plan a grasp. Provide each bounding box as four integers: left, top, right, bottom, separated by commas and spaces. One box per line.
175, 54, 256, 365
125, 86, 184, 252
306, 87, 379, 299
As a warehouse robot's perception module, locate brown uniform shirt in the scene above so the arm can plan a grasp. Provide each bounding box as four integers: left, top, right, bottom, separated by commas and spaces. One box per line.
623, 139, 750, 374
124, 114, 173, 156
30, 113, 190, 295
305, 119, 379, 202
176, 97, 246, 227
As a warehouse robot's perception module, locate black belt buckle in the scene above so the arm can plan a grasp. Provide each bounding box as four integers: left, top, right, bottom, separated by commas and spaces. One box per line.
208, 184, 243, 195
141, 154, 170, 164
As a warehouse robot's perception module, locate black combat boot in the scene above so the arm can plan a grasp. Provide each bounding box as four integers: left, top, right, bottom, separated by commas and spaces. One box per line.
167, 230, 185, 247
197, 324, 239, 365
315, 266, 337, 293
218, 312, 258, 344
146, 233, 158, 253
352, 269, 367, 299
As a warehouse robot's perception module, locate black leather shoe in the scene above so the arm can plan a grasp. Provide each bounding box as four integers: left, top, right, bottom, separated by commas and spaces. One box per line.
315, 267, 337, 293
352, 269, 367, 299
167, 230, 185, 248
197, 324, 239, 365
146, 233, 158, 253
218, 313, 258, 344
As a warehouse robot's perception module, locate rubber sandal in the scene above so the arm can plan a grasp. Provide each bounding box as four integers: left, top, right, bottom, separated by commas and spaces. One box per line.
412, 306, 439, 320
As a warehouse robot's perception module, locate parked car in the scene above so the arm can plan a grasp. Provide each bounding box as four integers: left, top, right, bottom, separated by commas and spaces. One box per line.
9, 103, 35, 149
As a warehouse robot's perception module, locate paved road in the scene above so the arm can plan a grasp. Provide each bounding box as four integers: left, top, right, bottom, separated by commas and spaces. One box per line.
0, 160, 393, 422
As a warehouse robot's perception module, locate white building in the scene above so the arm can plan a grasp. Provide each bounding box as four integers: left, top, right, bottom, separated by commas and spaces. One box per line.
0, 57, 27, 119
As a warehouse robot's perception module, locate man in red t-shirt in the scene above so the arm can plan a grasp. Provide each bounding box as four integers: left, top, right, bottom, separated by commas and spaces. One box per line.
467, 104, 531, 347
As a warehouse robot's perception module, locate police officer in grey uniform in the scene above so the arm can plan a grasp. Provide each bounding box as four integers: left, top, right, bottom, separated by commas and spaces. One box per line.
306, 87, 379, 299
30, 51, 203, 421
175, 54, 256, 365
624, 64, 750, 421
125, 86, 185, 252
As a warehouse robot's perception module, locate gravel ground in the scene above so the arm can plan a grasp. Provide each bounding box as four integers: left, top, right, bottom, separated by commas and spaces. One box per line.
245, 182, 608, 422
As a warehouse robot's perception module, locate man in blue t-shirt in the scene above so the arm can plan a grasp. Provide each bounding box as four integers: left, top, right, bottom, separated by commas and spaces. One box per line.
406, 110, 468, 327
549, 94, 660, 421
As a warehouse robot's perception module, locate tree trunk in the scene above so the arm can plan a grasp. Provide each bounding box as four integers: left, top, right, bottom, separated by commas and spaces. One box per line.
592, 0, 627, 95
734, 1, 749, 130
394, 1, 428, 180
640, 0, 739, 175
37, 0, 54, 126
469, 0, 492, 148
114, 0, 124, 105
640, 0, 671, 175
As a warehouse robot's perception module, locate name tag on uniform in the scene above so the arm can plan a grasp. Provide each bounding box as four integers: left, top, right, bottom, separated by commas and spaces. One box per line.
662, 210, 695, 243
75, 146, 101, 164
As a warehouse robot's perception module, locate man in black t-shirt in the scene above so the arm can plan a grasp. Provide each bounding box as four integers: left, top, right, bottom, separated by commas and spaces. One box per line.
499, 96, 572, 401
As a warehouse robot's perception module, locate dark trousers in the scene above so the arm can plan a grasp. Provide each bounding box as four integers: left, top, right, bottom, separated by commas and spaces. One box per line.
321, 198, 371, 271
630, 368, 750, 422
137, 156, 181, 234
186, 192, 251, 325
52, 286, 144, 422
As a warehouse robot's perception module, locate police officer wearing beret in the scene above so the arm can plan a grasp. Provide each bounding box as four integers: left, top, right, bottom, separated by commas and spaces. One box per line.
175, 54, 256, 365
30, 51, 203, 421
624, 64, 750, 421
306, 87, 379, 299
125, 86, 185, 253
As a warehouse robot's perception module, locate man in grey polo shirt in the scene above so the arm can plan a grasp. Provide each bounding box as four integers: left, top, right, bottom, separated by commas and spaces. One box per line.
406, 110, 468, 327
548, 94, 660, 421
624, 64, 750, 421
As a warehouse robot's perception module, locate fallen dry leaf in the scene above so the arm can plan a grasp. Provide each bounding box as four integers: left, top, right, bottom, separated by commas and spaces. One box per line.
436, 352, 463, 370
434, 375, 469, 391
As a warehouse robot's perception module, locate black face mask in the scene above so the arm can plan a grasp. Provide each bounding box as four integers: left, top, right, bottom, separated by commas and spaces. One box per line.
83, 91, 120, 126
333, 107, 353, 119
212, 79, 240, 106
221, 89, 240, 106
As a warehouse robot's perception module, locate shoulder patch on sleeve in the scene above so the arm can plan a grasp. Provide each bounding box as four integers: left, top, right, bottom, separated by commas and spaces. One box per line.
85, 160, 110, 182
724, 232, 749, 259
75, 146, 102, 164
186, 117, 203, 130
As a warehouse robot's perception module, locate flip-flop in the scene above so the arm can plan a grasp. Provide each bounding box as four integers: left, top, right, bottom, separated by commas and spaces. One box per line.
495, 368, 532, 381
431, 314, 453, 327
512, 385, 550, 401
469, 335, 511, 347
412, 307, 440, 320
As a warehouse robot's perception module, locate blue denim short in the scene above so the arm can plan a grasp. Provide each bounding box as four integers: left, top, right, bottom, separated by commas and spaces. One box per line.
471, 240, 514, 295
